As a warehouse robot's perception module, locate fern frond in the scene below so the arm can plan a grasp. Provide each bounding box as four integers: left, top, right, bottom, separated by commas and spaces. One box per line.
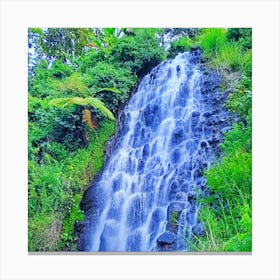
49, 97, 115, 121
84, 97, 115, 120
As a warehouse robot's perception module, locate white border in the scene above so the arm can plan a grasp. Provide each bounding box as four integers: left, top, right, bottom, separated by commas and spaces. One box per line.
1, 0, 279, 279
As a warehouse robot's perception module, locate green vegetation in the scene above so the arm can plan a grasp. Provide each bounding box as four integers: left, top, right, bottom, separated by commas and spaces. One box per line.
192, 124, 252, 251
171, 28, 252, 252
28, 28, 252, 252
28, 120, 116, 251
168, 36, 196, 58
170, 211, 180, 226
28, 28, 165, 251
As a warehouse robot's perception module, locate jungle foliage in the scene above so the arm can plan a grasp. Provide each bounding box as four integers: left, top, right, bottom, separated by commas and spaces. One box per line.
28, 28, 165, 251
28, 28, 252, 252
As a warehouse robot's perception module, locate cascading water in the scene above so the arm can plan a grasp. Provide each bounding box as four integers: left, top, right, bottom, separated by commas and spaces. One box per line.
78, 51, 231, 252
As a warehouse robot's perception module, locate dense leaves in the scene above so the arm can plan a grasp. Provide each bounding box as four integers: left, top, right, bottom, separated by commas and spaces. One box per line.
110, 28, 166, 77
227, 28, 252, 51
28, 28, 252, 252
28, 28, 165, 251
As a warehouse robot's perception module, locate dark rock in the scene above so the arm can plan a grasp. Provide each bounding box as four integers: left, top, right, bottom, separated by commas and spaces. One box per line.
200, 140, 208, 148
192, 111, 200, 118
194, 169, 203, 179
142, 144, 150, 159
75, 221, 84, 233
137, 159, 146, 174
170, 181, 179, 192
175, 81, 189, 106
142, 104, 160, 128
157, 231, 176, 245
167, 68, 172, 79
186, 204, 196, 226
168, 201, 186, 213
192, 222, 205, 236
172, 149, 181, 163
181, 184, 189, 192
187, 191, 197, 201
171, 127, 186, 145
203, 111, 214, 118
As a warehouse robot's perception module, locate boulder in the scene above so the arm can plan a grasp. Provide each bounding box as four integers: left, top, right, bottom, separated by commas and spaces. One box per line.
157, 231, 176, 245
187, 191, 197, 201
192, 222, 205, 236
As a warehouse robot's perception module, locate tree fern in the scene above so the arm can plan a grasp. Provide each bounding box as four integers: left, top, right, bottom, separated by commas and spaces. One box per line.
49, 97, 115, 120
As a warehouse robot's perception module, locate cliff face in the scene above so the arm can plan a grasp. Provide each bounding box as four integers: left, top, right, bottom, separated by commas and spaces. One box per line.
77, 50, 234, 252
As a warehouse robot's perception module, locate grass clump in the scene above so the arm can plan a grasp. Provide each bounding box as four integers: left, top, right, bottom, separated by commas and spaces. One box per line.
198, 28, 250, 73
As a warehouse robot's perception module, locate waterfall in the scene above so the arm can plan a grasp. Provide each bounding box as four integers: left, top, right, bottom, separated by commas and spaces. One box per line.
78, 51, 231, 252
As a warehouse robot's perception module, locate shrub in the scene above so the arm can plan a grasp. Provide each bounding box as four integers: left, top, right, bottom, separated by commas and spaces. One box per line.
227, 28, 252, 51
28, 119, 116, 251
192, 149, 252, 252
197, 28, 251, 73
49, 60, 73, 79
168, 37, 196, 58
110, 28, 166, 77
84, 62, 137, 114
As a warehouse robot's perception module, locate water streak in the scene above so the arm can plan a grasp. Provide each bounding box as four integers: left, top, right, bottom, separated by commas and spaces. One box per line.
79, 51, 229, 252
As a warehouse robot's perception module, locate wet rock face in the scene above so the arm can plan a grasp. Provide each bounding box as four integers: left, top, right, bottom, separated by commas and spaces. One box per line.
77, 51, 232, 252
192, 222, 206, 237
157, 231, 177, 245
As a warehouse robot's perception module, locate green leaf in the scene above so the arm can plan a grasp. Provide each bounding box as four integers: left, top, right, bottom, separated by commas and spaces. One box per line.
48, 97, 115, 120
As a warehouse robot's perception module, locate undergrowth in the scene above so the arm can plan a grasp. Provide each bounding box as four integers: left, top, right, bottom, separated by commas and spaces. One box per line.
28, 28, 252, 252
180, 28, 253, 252
28, 120, 115, 251
28, 28, 165, 251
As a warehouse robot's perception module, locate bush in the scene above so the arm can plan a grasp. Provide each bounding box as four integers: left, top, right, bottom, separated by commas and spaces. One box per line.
218, 42, 245, 71
110, 28, 166, 77
192, 149, 252, 252
29, 60, 53, 98
28, 119, 116, 251
168, 37, 196, 58
219, 123, 252, 154
191, 118, 252, 252
49, 60, 73, 79
227, 28, 252, 51
84, 62, 137, 114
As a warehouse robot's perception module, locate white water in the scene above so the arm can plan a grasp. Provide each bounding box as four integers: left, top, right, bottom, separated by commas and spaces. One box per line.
85, 52, 216, 251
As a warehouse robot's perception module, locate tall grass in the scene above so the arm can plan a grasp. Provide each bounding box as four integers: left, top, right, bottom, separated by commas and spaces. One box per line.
169, 28, 251, 75
198, 28, 249, 73
199, 28, 227, 57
